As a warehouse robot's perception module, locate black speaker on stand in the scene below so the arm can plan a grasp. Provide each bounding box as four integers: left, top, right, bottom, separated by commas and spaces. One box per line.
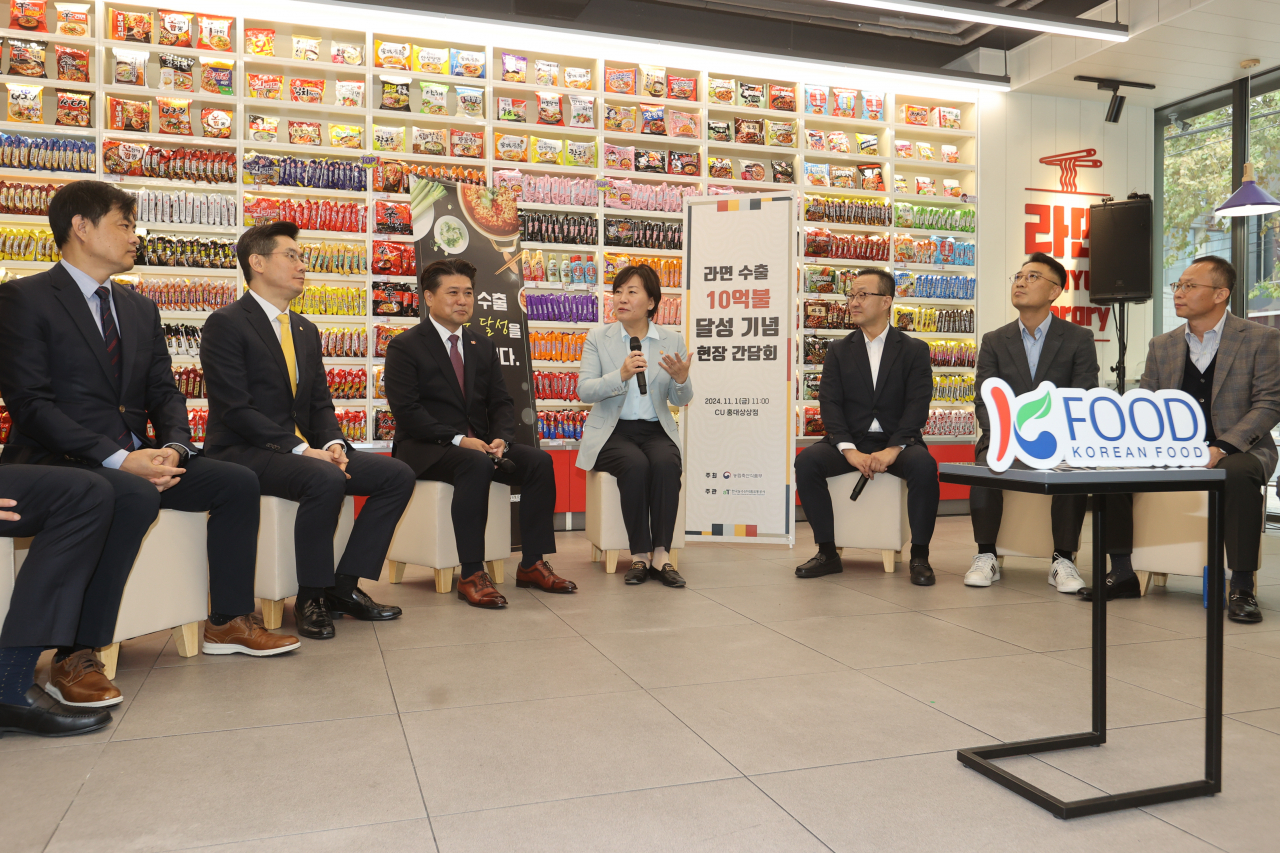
1089, 194, 1153, 392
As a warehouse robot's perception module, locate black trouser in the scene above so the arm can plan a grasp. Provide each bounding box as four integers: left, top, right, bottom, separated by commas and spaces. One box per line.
794, 437, 939, 548
1103, 452, 1267, 582
594, 420, 682, 554
970, 449, 1088, 555
247, 449, 415, 587
49, 454, 260, 647
0, 465, 114, 648
418, 442, 556, 564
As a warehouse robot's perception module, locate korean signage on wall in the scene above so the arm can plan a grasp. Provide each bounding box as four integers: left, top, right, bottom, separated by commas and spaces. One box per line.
683, 193, 796, 544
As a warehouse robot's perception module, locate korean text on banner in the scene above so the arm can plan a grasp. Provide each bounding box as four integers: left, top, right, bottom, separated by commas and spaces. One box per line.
684, 193, 796, 544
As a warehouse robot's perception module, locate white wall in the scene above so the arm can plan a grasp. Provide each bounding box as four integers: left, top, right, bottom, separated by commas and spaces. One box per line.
978, 91, 1156, 388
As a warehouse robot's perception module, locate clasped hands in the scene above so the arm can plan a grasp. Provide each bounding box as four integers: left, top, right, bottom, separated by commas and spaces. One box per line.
620, 351, 693, 384
460, 436, 507, 457
303, 443, 352, 478
120, 447, 187, 492
843, 445, 902, 479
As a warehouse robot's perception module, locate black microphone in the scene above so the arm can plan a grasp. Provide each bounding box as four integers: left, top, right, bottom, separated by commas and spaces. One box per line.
849, 474, 869, 501
629, 336, 647, 395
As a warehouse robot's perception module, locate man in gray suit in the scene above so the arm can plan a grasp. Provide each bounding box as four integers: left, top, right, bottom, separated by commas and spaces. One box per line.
966, 253, 1114, 592
1080, 256, 1280, 624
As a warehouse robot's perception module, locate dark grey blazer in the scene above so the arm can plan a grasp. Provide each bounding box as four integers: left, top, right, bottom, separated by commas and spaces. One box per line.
974, 314, 1099, 464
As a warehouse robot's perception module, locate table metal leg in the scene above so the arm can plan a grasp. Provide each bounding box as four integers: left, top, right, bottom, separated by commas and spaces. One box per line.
1092, 498, 1106, 741
1205, 486, 1224, 792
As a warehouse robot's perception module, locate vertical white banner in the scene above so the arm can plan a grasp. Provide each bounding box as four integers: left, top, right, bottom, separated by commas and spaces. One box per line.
683, 192, 796, 544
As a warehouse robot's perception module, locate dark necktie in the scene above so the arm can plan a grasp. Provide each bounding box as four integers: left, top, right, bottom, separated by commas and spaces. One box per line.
96, 285, 131, 451
448, 334, 474, 437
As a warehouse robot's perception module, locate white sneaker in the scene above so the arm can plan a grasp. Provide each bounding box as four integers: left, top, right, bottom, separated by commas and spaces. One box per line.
1049, 555, 1085, 593
964, 553, 1000, 587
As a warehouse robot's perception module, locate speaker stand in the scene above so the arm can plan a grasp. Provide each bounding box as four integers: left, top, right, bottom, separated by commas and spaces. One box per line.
1110, 302, 1128, 392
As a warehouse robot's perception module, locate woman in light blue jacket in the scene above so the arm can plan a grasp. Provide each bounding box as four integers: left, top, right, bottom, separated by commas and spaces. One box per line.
577, 265, 693, 587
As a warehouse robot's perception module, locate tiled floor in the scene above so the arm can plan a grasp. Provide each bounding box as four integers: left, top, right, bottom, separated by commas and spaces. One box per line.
6, 516, 1280, 852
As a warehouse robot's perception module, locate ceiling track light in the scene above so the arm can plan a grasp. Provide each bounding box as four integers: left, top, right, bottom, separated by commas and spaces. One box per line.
819, 0, 1130, 40
1075, 75, 1155, 124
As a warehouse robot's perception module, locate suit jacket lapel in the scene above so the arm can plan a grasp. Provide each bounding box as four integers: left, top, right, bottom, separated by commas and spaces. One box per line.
50, 267, 117, 390
462, 326, 478, 401
1211, 314, 1244, 403
1033, 318, 1066, 385
871, 328, 899, 403
1005, 322, 1035, 390
422, 324, 465, 403
849, 331, 873, 398
1167, 326, 1189, 388
289, 310, 309, 400
241, 295, 293, 397
113, 283, 137, 399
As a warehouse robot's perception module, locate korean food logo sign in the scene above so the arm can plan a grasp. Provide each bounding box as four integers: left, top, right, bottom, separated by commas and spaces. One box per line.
983, 379, 1208, 471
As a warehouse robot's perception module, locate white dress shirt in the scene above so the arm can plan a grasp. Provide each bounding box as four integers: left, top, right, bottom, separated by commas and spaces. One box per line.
1019, 312, 1053, 379
61, 260, 186, 468
1186, 309, 1229, 374
836, 324, 904, 453
246, 287, 341, 454
428, 314, 486, 449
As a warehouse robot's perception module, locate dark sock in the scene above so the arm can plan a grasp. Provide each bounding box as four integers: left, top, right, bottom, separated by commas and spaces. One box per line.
296, 585, 325, 603
817, 541, 838, 558
910, 544, 929, 560
1053, 550, 1074, 563
461, 561, 485, 579
978, 543, 996, 557
1231, 569, 1256, 592
1109, 553, 1135, 582
207, 612, 238, 627
53, 644, 90, 664
0, 646, 42, 705
333, 574, 359, 596
521, 554, 543, 569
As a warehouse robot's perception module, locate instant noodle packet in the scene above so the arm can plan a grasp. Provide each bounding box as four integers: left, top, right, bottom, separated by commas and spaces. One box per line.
375, 41, 411, 69
635, 149, 665, 173
201, 107, 231, 138
450, 128, 483, 158
159, 53, 194, 91
248, 114, 278, 142
734, 117, 763, 145
106, 95, 148, 131
201, 60, 234, 96
293, 35, 320, 62
379, 76, 408, 111
639, 65, 665, 98
7, 82, 41, 122
54, 44, 88, 82
496, 95, 526, 122
10, 0, 46, 31
334, 124, 367, 149
156, 9, 191, 46
831, 166, 856, 188
899, 103, 928, 126
804, 162, 830, 187
534, 59, 559, 87
54, 3, 88, 36
290, 78, 324, 104
108, 8, 151, 42
196, 14, 233, 52
567, 94, 593, 128
772, 160, 794, 183
9, 39, 46, 77
530, 136, 562, 164
668, 150, 699, 176
804, 84, 828, 115
667, 75, 695, 101
738, 82, 763, 108
244, 28, 274, 56
826, 131, 850, 153
287, 120, 320, 146
565, 140, 595, 167
604, 66, 635, 94
805, 129, 825, 150
708, 156, 732, 179
832, 87, 857, 118
564, 67, 591, 89
335, 79, 364, 108
769, 84, 796, 112
536, 92, 563, 125
113, 48, 146, 86
156, 95, 192, 135
766, 119, 795, 147
862, 93, 885, 121
247, 73, 283, 99
332, 43, 362, 65
412, 126, 445, 155
640, 103, 665, 135
860, 165, 885, 191
916, 142, 935, 161
603, 143, 634, 170
455, 86, 483, 119
421, 82, 449, 115
494, 132, 528, 162
668, 110, 697, 138
603, 103, 635, 133
501, 52, 526, 83
942, 144, 959, 164
708, 78, 734, 104
739, 159, 765, 181
411, 45, 447, 74
450, 49, 485, 78
855, 133, 879, 156
55, 89, 89, 127
707, 119, 730, 142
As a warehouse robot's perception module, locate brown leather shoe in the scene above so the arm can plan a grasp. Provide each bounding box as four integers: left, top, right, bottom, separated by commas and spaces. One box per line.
202, 614, 301, 656
458, 571, 508, 608
46, 649, 122, 708
516, 560, 578, 593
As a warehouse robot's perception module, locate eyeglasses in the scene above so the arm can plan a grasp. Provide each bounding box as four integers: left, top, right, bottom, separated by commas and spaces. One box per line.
1010, 272, 1061, 287
1169, 282, 1223, 294
261, 250, 303, 264
848, 290, 889, 303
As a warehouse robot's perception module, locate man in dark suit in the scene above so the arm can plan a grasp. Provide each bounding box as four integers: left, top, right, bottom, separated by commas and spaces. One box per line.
966, 252, 1111, 593
793, 268, 939, 586
1, 465, 117, 737
201, 221, 415, 639
0, 180, 299, 701
385, 258, 576, 608
1080, 256, 1280, 623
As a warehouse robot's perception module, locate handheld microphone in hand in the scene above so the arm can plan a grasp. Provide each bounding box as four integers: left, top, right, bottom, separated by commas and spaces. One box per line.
849, 474, 869, 501
629, 336, 647, 395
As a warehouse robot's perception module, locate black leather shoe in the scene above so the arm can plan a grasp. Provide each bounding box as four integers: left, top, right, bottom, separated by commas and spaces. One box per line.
0, 685, 111, 738
795, 551, 842, 578
624, 561, 649, 584
1229, 589, 1264, 624
1078, 572, 1142, 602
325, 587, 402, 621
294, 596, 335, 639
652, 564, 686, 587
909, 557, 935, 586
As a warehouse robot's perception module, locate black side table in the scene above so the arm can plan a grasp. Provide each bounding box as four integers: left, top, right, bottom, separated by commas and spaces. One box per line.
938, 463, 1227, 819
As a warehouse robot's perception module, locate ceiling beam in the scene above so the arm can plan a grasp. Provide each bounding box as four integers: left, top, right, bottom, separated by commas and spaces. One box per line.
816, 0, 1129, 40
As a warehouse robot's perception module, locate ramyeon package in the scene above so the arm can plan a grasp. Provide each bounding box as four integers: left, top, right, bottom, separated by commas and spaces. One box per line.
862, 93, 885, 121
668, 150, 699, 176
772, 161, 794, 184
765, 120, 795, 147
55, 89, 90, 127
708, 156, 732, 179
450, 128, 483, 158
668, 75, 696, 101
159, 53, 194, 91
708, 78, 734, 104
567, 94, 594, 129
374, 41, 411, 70
196, 14, 233, 52
290, 78, 324, 104
10, 0, 47, 31
108, 8, 152, 42
332, 124, 365, 149
379, 77, 409, 111
707, 119, 730, 142
293, 35, 320, 62
603, 103, 635, 133
201, 60, 234, 96
734, 117, 763, 145
855, 133, 879, 156
8, 39, 46, 78
639, 65, 665, 98
7, 83, 41, 121
640, 104, 665, 135
916, 142, 935, 161
106, 95, 148, 131
54, 45, 89, 82
769, 84, 796, 112
156, 9, 192, 46
861, 165, 885, 191
335, 79, 364, 108
413, 126, 445, 155
826, 131, 850, 153
536, 92, 563, 126
247, 73, 283, 99
635, 149, 666, 173
456, 86, 483, 119
412, 46, 447, 74
496, 96, 526, 122
244, 28, 275, 56
565, 140, 595, 168
832, 87, 857, 118
501, 52, 526, 83
804, 163, 830, 187
603, 143, 633, 170
564, 66, 591, 89
201, 107, 231, 138
739, 160, 765, 181
831, 166, 856, 188
287, 120, 320, 146
156, 95, 192, 135
248, 114, 278, 142
668, 110, 697, 138
738, 81, 763, 108
450, 49, 485, 78
805, 129, 824, 150
915, 176, 936, 195
604, 66, 635, 95
530, 136, 562, 164
534, 59, 559, 87
113, 49, 146, 86
55, 3, 88, 36
373, 126, 404, 153
942, 144, 959, 164
494, 132, 529, 162
332, 43, 362, 66
804, 84, 828, 115
421, 82, 449, 115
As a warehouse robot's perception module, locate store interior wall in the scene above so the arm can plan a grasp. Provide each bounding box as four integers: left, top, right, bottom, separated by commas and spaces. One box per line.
979, 90, 1155, 388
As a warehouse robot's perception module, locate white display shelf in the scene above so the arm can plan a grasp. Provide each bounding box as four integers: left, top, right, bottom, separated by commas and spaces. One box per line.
891, 192, 974, 207
890, 157, 976, 174
891, 123, 975, 139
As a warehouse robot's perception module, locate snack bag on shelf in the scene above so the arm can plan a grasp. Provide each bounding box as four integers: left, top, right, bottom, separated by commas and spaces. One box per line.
804, 84, 828, 115
332, 43, 363, 66
54, 3, 87, 36
374, 40, 412, 70
54, 45, 89, 82
769, 84, 796, 112
412, 45, 447, 74
604, 66, 635, 94
565, 66, 591, 89
156, 96, 192, 135
456, 86, 483, 119
244, 28, 275, 57
195, 14, 233, 51
201, 60, 234, 96
158, 53, 194, 91
423, 82, 450, 115
831, 87, 857, 118
292, 34, 320, 62
54, 89, 90, 127
450, 49, 485, 78
862, 92, 884, 121
108, 8, 151, 42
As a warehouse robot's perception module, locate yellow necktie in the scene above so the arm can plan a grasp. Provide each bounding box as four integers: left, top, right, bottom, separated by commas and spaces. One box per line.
277, 313, 306, 442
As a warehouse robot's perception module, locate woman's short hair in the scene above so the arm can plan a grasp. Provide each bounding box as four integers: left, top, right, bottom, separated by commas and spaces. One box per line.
611, 264, 662, 320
